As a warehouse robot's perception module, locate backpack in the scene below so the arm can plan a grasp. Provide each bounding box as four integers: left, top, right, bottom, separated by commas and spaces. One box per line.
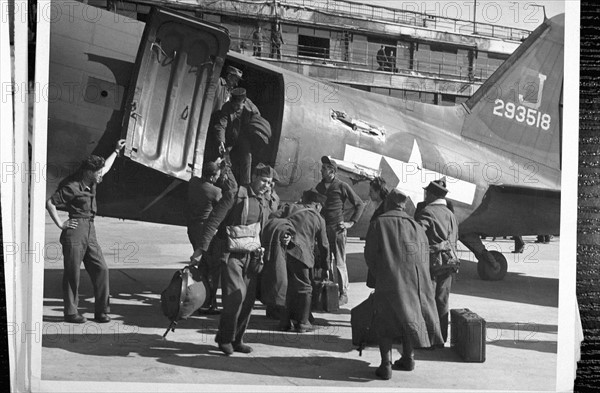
160, 264, 210, 339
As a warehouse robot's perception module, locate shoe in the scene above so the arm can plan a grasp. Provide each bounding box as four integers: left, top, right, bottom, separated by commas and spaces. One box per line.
392, 357, 415, 371
375, 362, 392, 380
218, 343, 234, 356
64, 314, 87, 324
295, 322, 313, 333
511, 247, 524, 254
233, 342, 253, 354
198, 307, 221, 315
94, 313, 111, 323
339, 294, 348, 306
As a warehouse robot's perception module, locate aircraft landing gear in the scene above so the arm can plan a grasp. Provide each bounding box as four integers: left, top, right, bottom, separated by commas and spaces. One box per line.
460, 233, 508, 281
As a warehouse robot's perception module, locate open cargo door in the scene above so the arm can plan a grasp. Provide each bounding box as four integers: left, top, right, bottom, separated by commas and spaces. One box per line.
122, 8, 230, 180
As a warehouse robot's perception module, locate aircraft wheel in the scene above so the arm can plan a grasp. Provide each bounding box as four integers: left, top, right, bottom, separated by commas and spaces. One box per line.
483, 251, 508, 281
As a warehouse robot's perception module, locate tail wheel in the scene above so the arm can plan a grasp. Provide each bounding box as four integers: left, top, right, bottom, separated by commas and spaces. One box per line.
478, 250, 508, 281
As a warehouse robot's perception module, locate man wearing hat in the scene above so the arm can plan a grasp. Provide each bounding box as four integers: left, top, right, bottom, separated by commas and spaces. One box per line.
211, 87, 262, 184
269, 188, 330, 333
192, 163, 277, 355
316, 156, 365, 306
213, 65, 244, 113
414, 177, 459, 345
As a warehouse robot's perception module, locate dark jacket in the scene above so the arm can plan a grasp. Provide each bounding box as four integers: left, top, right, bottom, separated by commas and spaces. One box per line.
187, 177, 222, 224
260, 218, 296, 307
364, 209, 443, 347
272, 203, 330, 269
197, 185, 269, 252
212, 98, 261, 149
316, 177, 365, 227
415, 200, 459, 247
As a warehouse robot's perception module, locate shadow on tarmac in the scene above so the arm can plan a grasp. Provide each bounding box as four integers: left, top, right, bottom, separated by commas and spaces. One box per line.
346, 252, 558, 308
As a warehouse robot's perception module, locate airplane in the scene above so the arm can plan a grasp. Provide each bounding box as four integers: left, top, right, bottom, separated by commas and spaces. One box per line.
45, 3, 563, 281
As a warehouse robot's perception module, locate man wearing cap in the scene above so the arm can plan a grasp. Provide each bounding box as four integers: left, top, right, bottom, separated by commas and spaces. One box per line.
414, 177, 459, 345
192, 163, 276, 355
270, 188, 330, 333
364, 188, 442, 378
46, 139, 126, 324
187, 159, 237, 314
316, 156, 365, 306
213, 65, 244, 113
211, 87, 261, 184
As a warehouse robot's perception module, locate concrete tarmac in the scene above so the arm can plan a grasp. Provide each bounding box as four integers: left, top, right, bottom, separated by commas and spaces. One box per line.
41, 218, 559, 391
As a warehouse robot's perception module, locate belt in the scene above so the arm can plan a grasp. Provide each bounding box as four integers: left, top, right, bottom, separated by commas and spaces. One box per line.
71, 217, 95, 222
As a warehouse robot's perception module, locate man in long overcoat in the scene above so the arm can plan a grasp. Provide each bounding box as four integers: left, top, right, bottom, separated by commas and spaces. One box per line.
364, 189, 443, 379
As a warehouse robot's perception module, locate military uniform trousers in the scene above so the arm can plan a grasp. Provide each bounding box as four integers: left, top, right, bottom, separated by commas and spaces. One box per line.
285, 256, 312, 324
434, 272, 453, 343
326, 225, 348, 296
59, 218, 109, 316
216, 251, 258, 344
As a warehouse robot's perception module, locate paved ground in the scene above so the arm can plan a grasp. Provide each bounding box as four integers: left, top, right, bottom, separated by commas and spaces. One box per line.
40, 217, 559, 392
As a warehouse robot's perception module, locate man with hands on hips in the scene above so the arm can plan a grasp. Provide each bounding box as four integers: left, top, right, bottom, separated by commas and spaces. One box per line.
46, 139, 126, 324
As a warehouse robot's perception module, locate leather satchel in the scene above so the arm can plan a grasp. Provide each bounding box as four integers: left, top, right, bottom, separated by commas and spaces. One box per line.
226, 221, 261, 253
430, 216, 460, 277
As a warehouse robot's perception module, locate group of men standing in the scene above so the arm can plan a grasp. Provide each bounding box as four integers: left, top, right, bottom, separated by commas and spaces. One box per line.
45, 62, 460, 376
251, 24, 284, 59
186, 154, 366, 355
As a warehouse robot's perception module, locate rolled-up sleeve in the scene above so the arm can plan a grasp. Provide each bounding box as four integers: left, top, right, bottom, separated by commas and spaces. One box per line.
343, 183, 365, 223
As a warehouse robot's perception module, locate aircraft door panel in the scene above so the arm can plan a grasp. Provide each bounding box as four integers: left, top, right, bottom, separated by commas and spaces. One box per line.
122, 8, 230, 181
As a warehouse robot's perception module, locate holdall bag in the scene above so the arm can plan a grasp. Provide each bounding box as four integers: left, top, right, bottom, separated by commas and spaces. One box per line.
430, 240, 461, 276
160, 264, 209, 339
350, 293, 377, 356
226, 188, 262, 253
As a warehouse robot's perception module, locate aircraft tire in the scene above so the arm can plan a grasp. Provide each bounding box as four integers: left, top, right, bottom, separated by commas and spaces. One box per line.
483, 251, 508, 281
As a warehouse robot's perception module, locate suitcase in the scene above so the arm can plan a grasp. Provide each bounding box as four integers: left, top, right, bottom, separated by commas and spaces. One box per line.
311, 270, 339, 312
450, 308, 486, 362
350, 293, 377, 355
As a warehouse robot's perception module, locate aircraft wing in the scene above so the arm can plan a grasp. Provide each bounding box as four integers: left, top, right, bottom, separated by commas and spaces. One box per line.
458, 184, 560, 237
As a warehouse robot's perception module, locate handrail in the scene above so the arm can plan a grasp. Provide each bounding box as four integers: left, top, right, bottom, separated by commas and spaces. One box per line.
232, 36, 498, 82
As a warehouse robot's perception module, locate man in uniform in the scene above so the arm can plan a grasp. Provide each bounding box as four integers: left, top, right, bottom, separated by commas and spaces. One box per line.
192, 164, 277, 355
46, 139, 126, 323
187, 159, 237, 314
316, 156, 365, 305
211, 87, 261, 184
364, 189, 442, 378
272, 188, 330, 333
414, 177, 459, 345
213, 65, 244, 113
252, 26, 263, 57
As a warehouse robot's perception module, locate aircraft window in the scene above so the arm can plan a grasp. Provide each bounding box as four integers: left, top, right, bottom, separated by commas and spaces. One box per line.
330, 109, 386, 139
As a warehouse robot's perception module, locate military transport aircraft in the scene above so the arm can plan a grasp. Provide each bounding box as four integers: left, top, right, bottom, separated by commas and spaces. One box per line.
46, 5, 563, 281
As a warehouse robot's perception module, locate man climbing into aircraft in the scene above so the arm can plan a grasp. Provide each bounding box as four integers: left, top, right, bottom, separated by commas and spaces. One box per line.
46, 139, 126, 324
316, 156, 365, 306
415, 177, 459, 345
211, 87, 264, 184
213, 65, 244, 113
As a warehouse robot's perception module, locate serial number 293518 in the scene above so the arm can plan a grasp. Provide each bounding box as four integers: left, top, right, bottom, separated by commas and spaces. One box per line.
492, 99, 551, 131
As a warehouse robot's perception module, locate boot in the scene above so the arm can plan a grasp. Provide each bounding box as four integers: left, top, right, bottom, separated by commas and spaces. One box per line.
278, 306, 293, 331
295, 293, 313, 333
